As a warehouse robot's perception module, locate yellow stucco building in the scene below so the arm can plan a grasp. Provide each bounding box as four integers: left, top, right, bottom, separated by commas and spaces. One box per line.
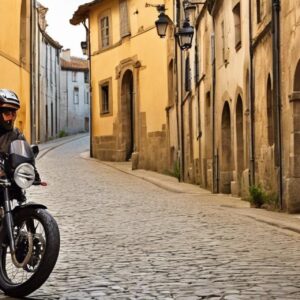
0, 0, 32, 140
71, 0, 174, 173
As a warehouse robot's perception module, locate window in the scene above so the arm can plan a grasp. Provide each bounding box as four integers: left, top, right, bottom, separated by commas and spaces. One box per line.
256, 0, 262, 23
99, 78, 112, 115
72, 71, 77, 82
119, 0, 130, 38
84, 91, 89, 104
233, 3, 241, 50
84, 71, 89, 83
101, 85, 109, 113
50, 47, 53, 84
99, 11, 112, 49
73, 87, 79, 104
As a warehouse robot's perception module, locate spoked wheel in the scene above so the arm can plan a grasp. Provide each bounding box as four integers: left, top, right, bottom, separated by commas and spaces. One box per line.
0, 207, 60, 297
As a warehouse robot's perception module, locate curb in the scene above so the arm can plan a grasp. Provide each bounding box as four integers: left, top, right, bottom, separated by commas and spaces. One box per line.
37, 133, 89, 160
80, 151, 300, 235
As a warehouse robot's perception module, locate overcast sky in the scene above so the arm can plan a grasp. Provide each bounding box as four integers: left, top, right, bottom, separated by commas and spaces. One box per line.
38, 0, 89, 58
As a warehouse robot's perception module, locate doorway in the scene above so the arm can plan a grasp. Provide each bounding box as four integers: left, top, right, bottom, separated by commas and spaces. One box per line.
121, 70, 134, 161
221, 101, 232, 193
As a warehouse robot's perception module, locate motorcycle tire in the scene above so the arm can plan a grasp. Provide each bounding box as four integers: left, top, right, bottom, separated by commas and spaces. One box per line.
0, 207, 60, 297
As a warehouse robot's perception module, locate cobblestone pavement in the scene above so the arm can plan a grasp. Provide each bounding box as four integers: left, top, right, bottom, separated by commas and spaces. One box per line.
2, 136, 300, 300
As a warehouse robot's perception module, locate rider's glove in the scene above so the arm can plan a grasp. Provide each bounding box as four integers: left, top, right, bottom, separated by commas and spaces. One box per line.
33, 168, 42, 185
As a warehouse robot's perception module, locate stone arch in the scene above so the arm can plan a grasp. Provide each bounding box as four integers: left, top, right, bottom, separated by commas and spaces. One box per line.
236, 95, 244, 184
267, 74, 274, 146
121, 69, 134, 161
287, 59, 300, 212
294, 60, 300, 91
220, 101, 232, 193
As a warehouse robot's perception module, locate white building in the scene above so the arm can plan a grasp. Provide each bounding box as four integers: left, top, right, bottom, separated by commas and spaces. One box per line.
60, 49, 89, 135
37, 3, 62, 143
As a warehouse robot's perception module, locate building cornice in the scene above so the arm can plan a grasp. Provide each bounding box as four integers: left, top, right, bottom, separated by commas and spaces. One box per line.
70, 0, 107, 25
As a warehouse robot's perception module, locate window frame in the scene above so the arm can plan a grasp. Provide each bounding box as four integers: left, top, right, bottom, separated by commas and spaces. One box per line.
99, 78, 113, 116
72, 71, 77, 82
98, 10, 112, 50
73, 87, 79, 105
233, 2, 242, 51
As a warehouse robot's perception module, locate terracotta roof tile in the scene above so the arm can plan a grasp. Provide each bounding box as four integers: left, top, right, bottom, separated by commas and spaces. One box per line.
61, 57, 89, 71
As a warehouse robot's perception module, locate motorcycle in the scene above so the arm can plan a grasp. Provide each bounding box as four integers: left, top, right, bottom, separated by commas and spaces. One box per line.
0, 139, 60, 297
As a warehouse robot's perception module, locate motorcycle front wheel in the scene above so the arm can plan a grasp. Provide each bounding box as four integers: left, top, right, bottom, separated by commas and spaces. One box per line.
0, 207, 60, 297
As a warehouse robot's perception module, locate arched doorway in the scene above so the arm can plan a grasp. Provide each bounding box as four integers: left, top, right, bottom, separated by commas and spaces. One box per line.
288, 60, 300, 211
221, 101, 232, 193
121, 70, 134, 161
294, 60, 300, 91
236, 96, 244, 194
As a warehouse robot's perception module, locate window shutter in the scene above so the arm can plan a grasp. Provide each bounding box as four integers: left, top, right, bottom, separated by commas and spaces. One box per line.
120, 0, 130, 38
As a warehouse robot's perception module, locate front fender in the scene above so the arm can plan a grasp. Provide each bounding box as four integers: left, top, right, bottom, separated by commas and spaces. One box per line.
12, 202, 47, 215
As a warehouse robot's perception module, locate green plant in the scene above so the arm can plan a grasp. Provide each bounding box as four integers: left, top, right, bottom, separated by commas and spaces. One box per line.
173, 159, 180, 181
163, 160, 180, 181
249, 184, 265, 208
58, 130, 68, 138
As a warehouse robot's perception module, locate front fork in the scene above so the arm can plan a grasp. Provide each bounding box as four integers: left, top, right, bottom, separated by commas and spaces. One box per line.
2, 182, 32, 268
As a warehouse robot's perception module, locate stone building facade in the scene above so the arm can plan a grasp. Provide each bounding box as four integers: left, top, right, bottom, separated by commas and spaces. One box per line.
37, 4, 62, 143
71, 0, 173, 173
71, 0, 300, 212
187, 0, 300, 212
60, 49, 90, 135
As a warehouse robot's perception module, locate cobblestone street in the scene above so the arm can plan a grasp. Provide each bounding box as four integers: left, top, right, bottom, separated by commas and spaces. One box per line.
3, 135, 299, 300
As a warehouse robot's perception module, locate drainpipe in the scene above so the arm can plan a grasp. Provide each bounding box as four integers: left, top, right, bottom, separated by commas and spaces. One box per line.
211, 24, 217, 193
37, 24, 41, 143
272, 0, 283, 209
195, 29, 204, 186
82, 20, 93, 158
180, 49, 185, 182
175, 30, 181, 181
248, 0, 255, 187
173, 0, 181, 181
30, 0, 36, 144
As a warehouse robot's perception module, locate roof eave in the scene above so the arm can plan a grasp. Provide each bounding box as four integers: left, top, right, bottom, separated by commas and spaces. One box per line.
70, 0, 103, 25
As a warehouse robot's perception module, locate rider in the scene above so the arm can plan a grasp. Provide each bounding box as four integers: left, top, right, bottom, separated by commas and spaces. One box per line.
0, 89, 41, 187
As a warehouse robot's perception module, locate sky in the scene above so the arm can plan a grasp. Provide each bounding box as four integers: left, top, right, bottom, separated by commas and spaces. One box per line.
38, 0, 90, 58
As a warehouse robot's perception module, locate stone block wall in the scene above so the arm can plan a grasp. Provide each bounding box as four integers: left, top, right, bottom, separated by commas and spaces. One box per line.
139, 129, 168, 173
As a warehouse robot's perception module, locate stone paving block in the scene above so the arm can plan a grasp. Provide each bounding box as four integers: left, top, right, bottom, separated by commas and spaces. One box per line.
12, 135, 300, 300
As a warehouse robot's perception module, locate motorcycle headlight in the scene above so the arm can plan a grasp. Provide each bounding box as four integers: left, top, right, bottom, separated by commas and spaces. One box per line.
14, 163, 35, 189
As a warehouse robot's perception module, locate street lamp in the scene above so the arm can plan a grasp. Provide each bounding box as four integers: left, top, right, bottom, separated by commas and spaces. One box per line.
81, 41, 88, 56
146, 2, 195, 50
146, 0, 206, 182
154, 5, 171, 38
183, 0, 207, 21
176, 18, 194, 50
